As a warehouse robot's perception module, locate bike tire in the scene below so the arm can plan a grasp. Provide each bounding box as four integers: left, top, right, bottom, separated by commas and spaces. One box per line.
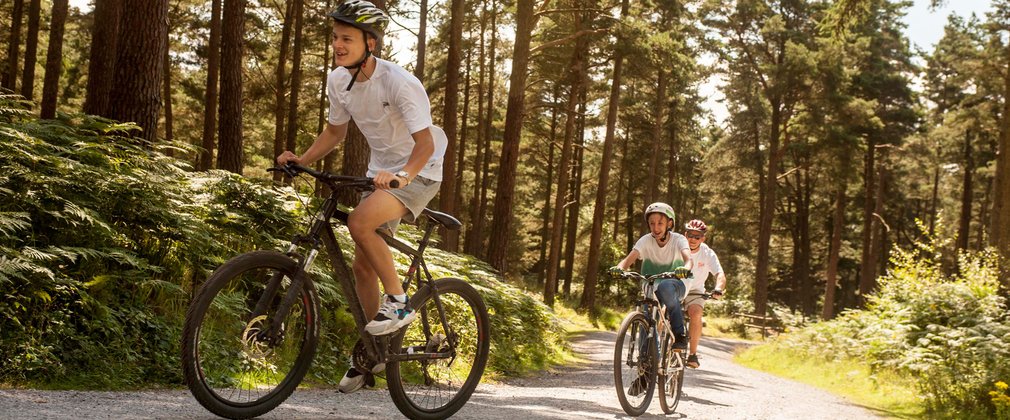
613, 311, 657, 416
181, 251, 320, 419
658, 334, 684, 414
386, 277, 491, 420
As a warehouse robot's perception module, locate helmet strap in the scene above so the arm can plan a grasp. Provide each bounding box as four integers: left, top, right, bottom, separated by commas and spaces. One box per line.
344, 32, 373, 91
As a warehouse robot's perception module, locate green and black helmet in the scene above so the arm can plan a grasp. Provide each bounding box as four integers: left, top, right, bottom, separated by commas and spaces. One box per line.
328, 0, 389, 39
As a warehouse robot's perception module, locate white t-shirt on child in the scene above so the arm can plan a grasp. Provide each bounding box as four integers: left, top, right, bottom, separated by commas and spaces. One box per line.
633, 232, 693, 299
689, 243, 723, 293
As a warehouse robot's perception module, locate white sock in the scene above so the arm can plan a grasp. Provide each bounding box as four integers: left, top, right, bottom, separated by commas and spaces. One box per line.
390, 293, 407, 304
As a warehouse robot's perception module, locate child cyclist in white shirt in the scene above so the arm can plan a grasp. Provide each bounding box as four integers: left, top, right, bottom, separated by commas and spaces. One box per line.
610, 203, 695, 349
683, 219, 727, 369
276, 0, 447, 394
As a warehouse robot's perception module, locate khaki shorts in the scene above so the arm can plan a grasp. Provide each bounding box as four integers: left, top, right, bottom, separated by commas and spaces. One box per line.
683, 292, 707, 310
360, 176, 441, 233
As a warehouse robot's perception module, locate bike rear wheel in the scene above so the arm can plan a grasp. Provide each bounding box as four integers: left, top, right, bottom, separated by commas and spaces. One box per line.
387, 277, 491, 420
181, 251, 319, 419
614, 311, 657, 416
658, 333, 685, 414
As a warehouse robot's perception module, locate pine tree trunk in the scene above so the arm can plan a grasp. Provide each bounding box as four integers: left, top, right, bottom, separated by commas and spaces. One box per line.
216, 0, 245, 173
858, 140, 877, 304
536, 90, 559, 280
463, 9, 487, 255
647, 67, 667, 203
581, 0, 628, 309
797, 168, 813, 316
453, 46, 471, 223
544, 8, 590, 306
994, 42, 1010, 292
108, 0, 167, 143
957, 130, 973, 251
285, 0, 305, 162
754, 101, 782, 316
562, 97, 586, 298
2, 0, 24, 91
163, 36, 174, 147
667, 102, 679, 203
413, 0, 427, 80
83, 0, 121, 116
439, 0, 465, 251
273, 0, 294, 182
197, 0, 222, 170
485, 0, 531, 271
40, 0, 68, 119
19, 0, 40, 101
822, 186, 845, 319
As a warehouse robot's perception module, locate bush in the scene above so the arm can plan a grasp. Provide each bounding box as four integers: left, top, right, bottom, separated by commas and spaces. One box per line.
775, 234, 1010, 418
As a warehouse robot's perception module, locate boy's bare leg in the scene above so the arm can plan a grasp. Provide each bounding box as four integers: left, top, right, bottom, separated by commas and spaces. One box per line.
352, 247, 380, 319
347, 191, 409, 299
688, 304, 703, 354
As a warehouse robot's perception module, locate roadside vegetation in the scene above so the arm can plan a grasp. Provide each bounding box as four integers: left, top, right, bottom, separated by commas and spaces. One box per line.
736, 238, 1010, 419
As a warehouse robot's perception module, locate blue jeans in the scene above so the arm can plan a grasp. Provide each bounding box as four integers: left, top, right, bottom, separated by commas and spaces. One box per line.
654, 279, 686, 337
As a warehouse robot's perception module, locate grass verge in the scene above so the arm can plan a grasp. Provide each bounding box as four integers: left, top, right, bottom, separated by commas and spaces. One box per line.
735, 342, 924, 419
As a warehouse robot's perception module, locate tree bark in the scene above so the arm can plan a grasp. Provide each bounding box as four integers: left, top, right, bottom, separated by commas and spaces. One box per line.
198, 0, 222, 170
454, 44, 471, 227
562, 97, 586, 298
108, 0, 168, 143
536, 89, 559, 280
413, 0, 428, 80
488, 0, 533, 273
994, 41, 1010, 293
463, 7, 488, 255
19, 0, 40, 101
544, 8, 590, 306
439, 0, 465, 251
647, 68, 667, 203
2, 0, 23, 91
580, 0, 628, 310
822, 185, 845, 319
84, 0, 121, 116
858, 140, 876, 304
956, 130, 973, 251
40, 0, 69, 119
162, 34, 173, 146
754, 101, 782, 316
285, 0, 305, 164
273, 0, 294, 182
217, 0, 245, 173
797, 168, 813, 316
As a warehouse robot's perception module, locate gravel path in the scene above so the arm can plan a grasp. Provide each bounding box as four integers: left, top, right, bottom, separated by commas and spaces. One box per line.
0, 331, 877, 419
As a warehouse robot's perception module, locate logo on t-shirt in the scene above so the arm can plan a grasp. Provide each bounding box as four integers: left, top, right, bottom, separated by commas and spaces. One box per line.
382, 101, 390, 108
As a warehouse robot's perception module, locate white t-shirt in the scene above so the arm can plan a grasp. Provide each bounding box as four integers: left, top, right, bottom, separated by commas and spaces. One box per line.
327, 58, 447, 181
633, 232, 693, 299
689, 243, 723, 293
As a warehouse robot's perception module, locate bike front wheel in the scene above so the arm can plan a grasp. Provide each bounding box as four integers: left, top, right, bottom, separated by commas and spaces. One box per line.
387, 277, 491, 420
614, 311, 657, 416
658, 333, 685, 414
181, 251, 319, 419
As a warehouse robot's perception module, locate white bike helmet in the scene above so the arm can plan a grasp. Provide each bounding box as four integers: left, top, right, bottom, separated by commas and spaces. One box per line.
644, 202, 676, 224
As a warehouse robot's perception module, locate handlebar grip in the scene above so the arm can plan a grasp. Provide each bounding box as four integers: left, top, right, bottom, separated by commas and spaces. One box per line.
389, 179, 400, 189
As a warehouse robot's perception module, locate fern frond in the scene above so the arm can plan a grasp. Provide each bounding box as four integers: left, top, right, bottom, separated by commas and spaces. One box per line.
0, 212, 31, 235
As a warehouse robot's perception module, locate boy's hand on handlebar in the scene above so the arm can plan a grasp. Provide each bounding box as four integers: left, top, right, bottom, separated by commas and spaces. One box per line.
608, 266, 625, 279
373, 170, 401, 190
672, 267, 692, 279
276, 151, 300, 165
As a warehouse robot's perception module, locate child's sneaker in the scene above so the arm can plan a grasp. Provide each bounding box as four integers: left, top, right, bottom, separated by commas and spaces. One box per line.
365, 294, 417, 336
687, 353, 700, 368
673, 334, 688, 351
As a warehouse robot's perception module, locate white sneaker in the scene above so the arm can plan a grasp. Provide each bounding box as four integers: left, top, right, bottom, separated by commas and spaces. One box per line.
365, 295, 418, 336
338, 368, 366, 394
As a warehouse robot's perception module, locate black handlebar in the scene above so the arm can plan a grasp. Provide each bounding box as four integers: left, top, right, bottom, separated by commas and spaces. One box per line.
269, 163, 399, 189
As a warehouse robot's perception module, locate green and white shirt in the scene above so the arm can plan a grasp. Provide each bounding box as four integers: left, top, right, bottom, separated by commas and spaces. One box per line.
633, 232, 690, 276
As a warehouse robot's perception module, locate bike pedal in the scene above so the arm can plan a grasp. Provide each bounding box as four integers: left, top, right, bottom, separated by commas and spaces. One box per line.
371, 362, 386, 374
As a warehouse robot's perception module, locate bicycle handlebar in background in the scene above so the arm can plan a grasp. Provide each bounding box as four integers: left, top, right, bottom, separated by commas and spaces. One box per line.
268, 163, 399, 189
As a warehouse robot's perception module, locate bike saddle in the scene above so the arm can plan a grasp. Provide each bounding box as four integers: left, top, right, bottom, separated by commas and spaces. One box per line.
422, 209, 462, 231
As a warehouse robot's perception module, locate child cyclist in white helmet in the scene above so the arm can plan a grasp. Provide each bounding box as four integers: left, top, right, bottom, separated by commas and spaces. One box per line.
683, 219, 727, 369
610, 202, 694, 349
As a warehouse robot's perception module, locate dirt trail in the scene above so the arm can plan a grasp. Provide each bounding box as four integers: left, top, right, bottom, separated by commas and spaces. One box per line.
0, 331, 878, 419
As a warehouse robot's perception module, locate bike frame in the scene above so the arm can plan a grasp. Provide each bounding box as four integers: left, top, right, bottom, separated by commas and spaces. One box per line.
252, 170, 456, 370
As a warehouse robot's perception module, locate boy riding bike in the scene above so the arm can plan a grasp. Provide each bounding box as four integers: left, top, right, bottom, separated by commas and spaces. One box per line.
683, 219, 727, 369
610, 202, 694, 395
276, 0, 447, 394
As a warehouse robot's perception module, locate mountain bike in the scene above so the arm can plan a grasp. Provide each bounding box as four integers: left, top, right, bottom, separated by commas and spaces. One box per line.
181, 163, 490, 420
612, 270, 711, 416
